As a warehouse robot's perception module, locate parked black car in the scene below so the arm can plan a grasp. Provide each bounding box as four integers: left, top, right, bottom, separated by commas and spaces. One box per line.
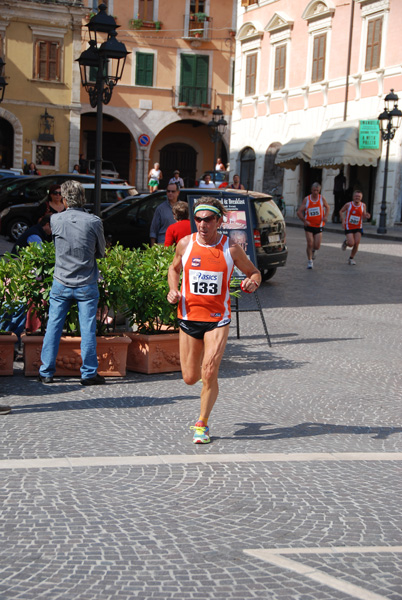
0, 183, 137, 241
103, 188, 287, 281
0, 173, 126, 214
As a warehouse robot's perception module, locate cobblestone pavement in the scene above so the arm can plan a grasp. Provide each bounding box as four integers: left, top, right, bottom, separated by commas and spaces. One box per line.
1, 228, 402, 600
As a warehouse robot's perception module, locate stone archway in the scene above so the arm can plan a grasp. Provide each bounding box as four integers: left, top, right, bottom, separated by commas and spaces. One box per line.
159, 143, 197, 188
0, 108, 23, 169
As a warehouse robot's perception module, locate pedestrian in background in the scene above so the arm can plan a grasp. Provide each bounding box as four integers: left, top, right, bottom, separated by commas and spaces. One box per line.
38, 184, 66, 218
148, 162, 162, 192
38, 180, 106, 386
150, 182, 179, 245
332, 168, 346, 223
199, 174, 216, 189
24, 162, 40, 176
228, 174, 245, 190
297, 182, 329, 269
164, 201, 191, 246
169, 170, 184, 189
339, 190, 370, 265
215, 158, 225, 171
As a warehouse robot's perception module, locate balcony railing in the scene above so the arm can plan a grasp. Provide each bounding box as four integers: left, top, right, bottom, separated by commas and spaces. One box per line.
173, 86, 212, 109
182, 15, 213, 40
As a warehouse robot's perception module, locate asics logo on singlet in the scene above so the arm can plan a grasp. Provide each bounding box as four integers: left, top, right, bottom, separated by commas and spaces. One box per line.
196, 273, 218, 282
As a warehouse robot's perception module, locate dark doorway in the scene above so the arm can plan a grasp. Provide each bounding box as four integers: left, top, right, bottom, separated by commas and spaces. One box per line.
240, 147, 255, 191
0, 118, 14, 168
262, 142, 284, 195
85, 129, 131, 181
348, 165, 376, 215
160, 143, 197, 188
302, 163, 322, 198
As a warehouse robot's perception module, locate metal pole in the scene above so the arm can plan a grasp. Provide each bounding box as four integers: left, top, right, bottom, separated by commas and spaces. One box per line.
377, 123, 390, 234
213, 131, 218, 186
94, 58, 104, 217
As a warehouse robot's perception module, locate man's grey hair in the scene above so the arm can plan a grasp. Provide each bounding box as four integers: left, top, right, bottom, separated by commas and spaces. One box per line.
60, 180, 85, 208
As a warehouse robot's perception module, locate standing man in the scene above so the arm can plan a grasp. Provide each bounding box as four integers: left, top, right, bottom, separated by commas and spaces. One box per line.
339, 190, 370, 265
38, 180, 106, 386
297, 182, 329, 269
150, 182, 180, 245
168, 170, 184, 188
167, 197, 261, 444
332, 168, 346, 223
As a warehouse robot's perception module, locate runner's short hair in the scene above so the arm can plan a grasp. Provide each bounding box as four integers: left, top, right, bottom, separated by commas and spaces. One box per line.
194, 197, 226, 217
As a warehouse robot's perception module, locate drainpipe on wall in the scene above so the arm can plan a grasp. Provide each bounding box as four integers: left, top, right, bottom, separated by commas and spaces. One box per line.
343, 0, 355, 122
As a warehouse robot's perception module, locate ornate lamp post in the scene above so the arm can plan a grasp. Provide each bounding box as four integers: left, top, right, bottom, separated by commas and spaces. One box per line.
77, 4, 128, 216
0, 56, 8, 103
377, 89, 402, 234
208, 106, 227, 186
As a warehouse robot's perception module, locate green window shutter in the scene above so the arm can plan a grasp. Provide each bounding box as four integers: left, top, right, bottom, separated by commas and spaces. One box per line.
179, 54, 209, 105
136, 52, 154, 86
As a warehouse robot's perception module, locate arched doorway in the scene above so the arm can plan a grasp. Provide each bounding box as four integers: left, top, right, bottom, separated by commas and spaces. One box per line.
0, 118, 14, 168
240, 147, 255, 191
262, 142, 284, 195
159, 143, 197, 187
81, 113, 133, 182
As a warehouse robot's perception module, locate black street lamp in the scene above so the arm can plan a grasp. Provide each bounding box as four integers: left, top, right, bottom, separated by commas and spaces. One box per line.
377, 89, 402, 234
0, 56, 8, 103
77, 4, 128, 216
208, 106, 227, 186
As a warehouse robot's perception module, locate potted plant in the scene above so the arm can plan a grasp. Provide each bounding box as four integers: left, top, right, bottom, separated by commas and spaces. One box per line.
123, 245, 181, 374
155, 21, 162, 30
0, 256, 19, 375
129, 18, 143, 29
5, 242, 131, 377
194, 12, 209, 21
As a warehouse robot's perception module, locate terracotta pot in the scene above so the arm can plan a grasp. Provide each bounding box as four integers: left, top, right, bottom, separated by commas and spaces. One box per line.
0, 332, 17, 376
126, 331, 180, 374
21, 334, 131, 377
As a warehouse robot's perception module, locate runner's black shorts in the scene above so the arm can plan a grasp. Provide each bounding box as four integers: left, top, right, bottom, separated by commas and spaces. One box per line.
304, 226, 323, 234
345, 228, 363, 235
178, 319, 231, 340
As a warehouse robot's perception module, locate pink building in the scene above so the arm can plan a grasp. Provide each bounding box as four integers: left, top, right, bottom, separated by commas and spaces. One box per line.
230, 0, 402, 225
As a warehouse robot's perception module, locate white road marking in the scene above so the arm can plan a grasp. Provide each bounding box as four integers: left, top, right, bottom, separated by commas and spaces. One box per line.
322, 242, 402, 257
0, 452, 401, 469
244, 546, 402, 600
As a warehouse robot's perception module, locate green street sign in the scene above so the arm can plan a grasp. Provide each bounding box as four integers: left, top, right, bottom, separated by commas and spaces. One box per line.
359, 120, 380, 149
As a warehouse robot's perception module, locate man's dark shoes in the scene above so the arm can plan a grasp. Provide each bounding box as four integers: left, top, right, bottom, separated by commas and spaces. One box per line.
0, 405, 12, 415
80, 373, 106, 386
37, 374, 54, 384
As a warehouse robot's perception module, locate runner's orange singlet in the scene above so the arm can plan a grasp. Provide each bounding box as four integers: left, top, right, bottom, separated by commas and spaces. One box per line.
179, 233, 234, 323
345, 202, 364, 230
305, 195, 325, 228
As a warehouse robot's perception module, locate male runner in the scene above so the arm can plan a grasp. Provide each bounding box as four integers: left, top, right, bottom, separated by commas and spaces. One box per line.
297, 182, 329, 269
167, 197, 261, 444
339, 190, 370, 265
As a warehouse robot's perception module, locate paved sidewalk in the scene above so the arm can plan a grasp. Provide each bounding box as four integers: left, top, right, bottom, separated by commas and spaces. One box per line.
1, 228, 402, 600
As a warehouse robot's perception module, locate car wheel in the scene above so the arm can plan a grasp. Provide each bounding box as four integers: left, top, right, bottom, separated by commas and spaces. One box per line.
8, 218, 31, 241
260, 267, 277, 282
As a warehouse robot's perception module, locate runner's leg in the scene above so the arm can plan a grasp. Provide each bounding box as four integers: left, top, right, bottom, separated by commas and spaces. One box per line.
350, 231, 362, 258
305, 231, 314, 259
199, 325, 230, 423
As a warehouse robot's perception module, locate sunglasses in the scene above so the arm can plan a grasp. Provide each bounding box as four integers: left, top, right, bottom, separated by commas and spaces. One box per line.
194, 215, 216, 224
52, 191, 62, 195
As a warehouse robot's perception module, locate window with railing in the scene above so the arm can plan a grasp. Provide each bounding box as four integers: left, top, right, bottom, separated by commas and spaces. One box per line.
178, 54, 210, 106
